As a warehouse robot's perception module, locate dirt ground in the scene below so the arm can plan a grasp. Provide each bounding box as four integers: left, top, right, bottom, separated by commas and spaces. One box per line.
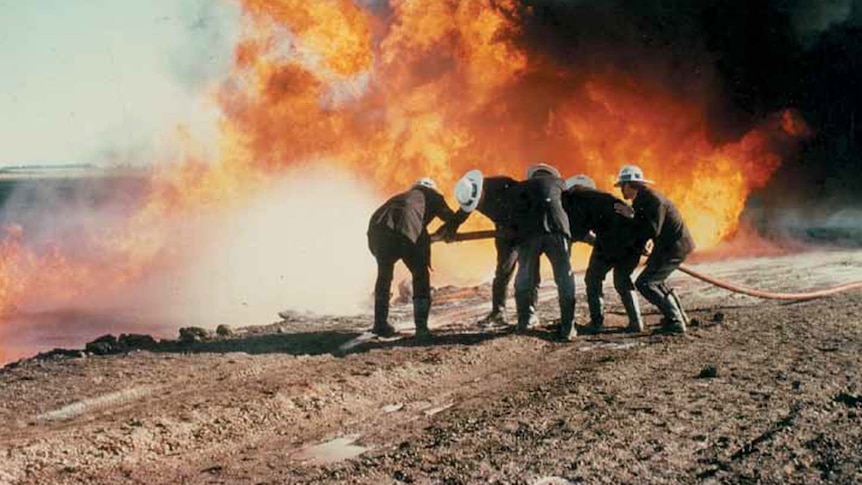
1, 249, 860, 485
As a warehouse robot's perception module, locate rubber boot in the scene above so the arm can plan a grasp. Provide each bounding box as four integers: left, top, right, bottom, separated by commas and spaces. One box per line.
481, 287, 509, 326
669, 289, 690, 325
658, 292, 687, 334
486, 276, 509, 325
586, 285, 604, 331
557, 295, 577, 341
481, 307, 509, 326
413, 297, 432, 338
372, 296, 397, 337
515, 293, 536, 333
620, 290, 644, 333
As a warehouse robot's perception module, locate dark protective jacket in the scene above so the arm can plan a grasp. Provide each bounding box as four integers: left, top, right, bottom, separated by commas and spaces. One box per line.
449, 176, 520, 232
475, 176, 519, 227
368, 185, 459, 243
632, 186, 695, 258
511, 176, 571, 240
564, 188, 643, 260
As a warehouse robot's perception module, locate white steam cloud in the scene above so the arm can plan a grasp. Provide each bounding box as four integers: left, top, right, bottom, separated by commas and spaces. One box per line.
145, 165, 380, 327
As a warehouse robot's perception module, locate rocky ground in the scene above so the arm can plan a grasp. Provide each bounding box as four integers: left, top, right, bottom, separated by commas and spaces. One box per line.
1, 249, 861, 485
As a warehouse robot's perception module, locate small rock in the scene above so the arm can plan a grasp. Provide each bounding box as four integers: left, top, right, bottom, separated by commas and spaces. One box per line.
698, 365, 718, 379
834, 392, 862, 408
216, 325, 234, 337
118, 334, 157, 350
712, 312, 725, 323
382, 403, 404, 413
393, 470, 414, 483
179, 327, 212, 343
34, 348, 85, 360
85, 334, 120, 355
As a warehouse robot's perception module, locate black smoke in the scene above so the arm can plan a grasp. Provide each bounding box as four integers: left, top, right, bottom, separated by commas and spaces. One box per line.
517, 0, 862, 212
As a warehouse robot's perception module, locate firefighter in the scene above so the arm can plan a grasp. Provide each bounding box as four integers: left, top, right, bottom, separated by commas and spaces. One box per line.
613, 165, 695, 333
367, 178, 461, 337
512, 163, 577, 340
444, 169, 536, 325
563, 174, 645, 333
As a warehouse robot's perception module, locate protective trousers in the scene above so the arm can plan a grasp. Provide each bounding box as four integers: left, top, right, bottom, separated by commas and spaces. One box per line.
584, 250, 643, 331
368, 229, 432, 334
491, 235, 519, 315
635, 252, 687, 330
514, 233, 575, 337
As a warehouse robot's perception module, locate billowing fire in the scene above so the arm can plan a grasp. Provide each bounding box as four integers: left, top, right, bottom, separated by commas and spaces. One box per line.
0, 0, 806, 320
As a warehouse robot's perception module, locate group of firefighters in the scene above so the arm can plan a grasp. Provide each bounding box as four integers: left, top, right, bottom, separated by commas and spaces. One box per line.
366, 163, 695, 341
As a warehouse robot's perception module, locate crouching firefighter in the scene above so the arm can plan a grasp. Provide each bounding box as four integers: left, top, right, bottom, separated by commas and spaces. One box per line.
613, 165, 695, 334
442, 169, 526, 325
367, 178, 461, 337
563, 175, 645, 333
512, 163, 577, 340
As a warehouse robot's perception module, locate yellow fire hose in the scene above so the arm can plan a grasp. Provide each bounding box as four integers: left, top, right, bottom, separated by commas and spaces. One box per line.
432, 230, 862, 301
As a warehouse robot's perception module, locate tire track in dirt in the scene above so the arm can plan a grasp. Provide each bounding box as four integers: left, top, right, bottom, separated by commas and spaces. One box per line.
35, 386, 157, 422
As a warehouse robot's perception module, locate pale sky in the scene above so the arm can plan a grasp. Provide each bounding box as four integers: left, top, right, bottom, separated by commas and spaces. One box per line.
0, 0, 240, 167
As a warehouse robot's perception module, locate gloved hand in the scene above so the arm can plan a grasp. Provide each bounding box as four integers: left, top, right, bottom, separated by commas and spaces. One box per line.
442, 223, 458, 242
642, 240, 654, 256
614, 202, 635, 218
431, 223, 457, 243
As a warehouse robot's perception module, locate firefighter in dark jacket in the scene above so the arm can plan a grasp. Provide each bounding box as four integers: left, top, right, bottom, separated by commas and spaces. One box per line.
512, 163, 577, 340
367, 178, 461, 337
613, 165, 695, 333
563, 175, 645, 333
444, 169, 535, 325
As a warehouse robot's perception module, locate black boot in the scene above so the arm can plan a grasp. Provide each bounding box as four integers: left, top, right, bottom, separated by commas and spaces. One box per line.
586, 285, 604, 331
515, 293, 537, 333
482, 283, 509, 326
372, 296, 397, 337
657, 292, 687, 334
488, 276, 509, 323
558, 295, 577, 341
620, 290, 644, 333
413, 297, 432, 338
481, 306, 509, 326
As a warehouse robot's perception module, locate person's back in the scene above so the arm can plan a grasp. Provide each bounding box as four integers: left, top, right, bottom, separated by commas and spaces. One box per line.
476, 176, 519, 227
512, 175, 571, 240
568, 188, 641, 259
369, 185, 450, 243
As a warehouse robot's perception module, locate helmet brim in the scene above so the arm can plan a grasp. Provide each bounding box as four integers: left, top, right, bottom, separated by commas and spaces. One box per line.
614, 178, 654, 187
526, 164, 561, 179
457, 169, 484, 212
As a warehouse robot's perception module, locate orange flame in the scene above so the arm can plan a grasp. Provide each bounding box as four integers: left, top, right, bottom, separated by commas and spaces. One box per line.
0, 0, 808, 317
220, 0, 804, 244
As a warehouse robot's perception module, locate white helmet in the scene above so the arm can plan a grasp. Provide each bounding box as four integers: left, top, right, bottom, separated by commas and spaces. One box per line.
614, 165, 653, 187
565, 174, 596, 190
454, 169, 484, 212
526, 162, 561, 179
414, 177, 438, 191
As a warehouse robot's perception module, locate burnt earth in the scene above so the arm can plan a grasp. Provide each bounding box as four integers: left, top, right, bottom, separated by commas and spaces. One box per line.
0, 250, 860, 484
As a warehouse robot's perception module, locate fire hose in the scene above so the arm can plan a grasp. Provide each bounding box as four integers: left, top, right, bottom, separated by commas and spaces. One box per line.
432, 230, 862, 301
